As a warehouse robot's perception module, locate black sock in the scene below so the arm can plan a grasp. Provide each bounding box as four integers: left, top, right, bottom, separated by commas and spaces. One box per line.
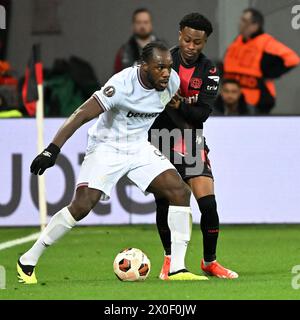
197, 195, 219, 262
155, 197, 171, 256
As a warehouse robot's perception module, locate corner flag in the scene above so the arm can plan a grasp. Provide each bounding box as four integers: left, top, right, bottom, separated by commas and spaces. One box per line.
22, 44, 43, 116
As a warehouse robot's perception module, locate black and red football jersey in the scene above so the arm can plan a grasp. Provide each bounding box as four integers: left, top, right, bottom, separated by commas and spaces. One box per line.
151, 46, 220, 131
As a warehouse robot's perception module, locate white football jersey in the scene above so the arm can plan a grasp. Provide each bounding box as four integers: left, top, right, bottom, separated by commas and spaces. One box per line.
89, 66, 180, 151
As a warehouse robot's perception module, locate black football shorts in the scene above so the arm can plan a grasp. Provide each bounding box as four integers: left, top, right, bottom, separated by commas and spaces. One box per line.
170, 138, 214, 181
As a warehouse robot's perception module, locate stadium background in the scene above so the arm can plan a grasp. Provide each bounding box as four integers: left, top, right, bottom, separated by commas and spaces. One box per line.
7, 0, 300, 114
2, 0, 300, 225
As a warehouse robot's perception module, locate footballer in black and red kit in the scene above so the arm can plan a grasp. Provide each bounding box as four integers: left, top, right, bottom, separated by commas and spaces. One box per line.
149, 13, 238, 279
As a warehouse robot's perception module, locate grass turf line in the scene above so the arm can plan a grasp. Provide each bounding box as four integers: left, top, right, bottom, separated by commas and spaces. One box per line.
0, 224, 299, 300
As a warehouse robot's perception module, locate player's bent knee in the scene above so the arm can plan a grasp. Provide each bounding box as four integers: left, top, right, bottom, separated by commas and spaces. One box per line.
165, 182, 191, 205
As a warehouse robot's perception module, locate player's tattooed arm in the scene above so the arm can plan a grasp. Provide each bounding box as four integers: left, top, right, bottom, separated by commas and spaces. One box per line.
52, 96, 104, 148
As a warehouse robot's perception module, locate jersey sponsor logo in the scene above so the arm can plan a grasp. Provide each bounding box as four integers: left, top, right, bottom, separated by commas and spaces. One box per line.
127, 111, 160, 118
206, 85, 218, 91
209, 67, 217, 74
208, 76, 220, 84
103, 86, 115, 97
179, 94, 198, 104
190, 77, 203, 90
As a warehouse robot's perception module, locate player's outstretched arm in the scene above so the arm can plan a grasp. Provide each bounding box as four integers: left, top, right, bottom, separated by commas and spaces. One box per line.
30, 97, 104, 175
51, 96, 103, 148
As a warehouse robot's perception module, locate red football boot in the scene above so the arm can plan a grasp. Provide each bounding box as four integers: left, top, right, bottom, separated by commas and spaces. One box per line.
201, 259, 238, 279
159, 255, 171, 280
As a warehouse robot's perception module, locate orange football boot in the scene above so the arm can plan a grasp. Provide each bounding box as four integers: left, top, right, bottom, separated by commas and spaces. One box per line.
201, 259, 238, 279
159, 255, 171, 280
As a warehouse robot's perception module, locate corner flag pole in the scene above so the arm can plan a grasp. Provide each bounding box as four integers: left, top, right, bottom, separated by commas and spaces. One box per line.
36, 82, 47, 231
23, 44, 47, 230
35, 44, 47, 231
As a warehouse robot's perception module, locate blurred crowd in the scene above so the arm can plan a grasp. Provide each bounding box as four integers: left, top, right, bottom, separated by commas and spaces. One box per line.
0, 7, 299, 118
113, 8, 299, 116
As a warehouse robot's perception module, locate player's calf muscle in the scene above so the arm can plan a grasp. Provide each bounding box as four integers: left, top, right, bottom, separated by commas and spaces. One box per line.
68, 201, 91, 221
68, 187, 101, 221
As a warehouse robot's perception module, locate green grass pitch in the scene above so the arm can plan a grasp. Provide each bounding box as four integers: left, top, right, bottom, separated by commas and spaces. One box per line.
0, 224, 299, 300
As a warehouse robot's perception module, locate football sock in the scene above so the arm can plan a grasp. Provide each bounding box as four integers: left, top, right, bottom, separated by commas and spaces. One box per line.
197, 195, 219, 262
155, 197, 171, 256
168, 205, 192, 273
20, 207, 76, 266
204, 260, 216, 267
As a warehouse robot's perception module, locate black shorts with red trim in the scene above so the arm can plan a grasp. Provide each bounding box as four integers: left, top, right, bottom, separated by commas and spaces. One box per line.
170, 140, 214, 181
150, 129, 214, 181
170, 144, 214, 181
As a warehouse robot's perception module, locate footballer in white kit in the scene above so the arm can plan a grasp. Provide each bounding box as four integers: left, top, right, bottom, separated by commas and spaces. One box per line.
18, 42, 208, 283
76, 64, 179, 201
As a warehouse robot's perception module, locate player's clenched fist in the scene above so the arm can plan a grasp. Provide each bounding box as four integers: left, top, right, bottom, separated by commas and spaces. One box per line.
30, 143, 60, 175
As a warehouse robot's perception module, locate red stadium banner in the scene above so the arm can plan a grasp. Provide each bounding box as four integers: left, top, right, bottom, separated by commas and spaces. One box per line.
22, 44, 43, 116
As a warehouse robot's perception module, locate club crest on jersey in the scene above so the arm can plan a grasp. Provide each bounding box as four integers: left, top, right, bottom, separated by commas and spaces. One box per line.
159, 90, 171, 105
190, 77, 202, 90
103, 86, 115, 97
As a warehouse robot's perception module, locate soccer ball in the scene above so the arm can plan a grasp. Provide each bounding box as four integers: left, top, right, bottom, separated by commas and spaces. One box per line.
113, 248, 151, 281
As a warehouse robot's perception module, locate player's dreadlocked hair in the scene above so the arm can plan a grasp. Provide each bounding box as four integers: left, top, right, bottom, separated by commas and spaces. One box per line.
180, 13, 213, 37
141, 41, 169, 63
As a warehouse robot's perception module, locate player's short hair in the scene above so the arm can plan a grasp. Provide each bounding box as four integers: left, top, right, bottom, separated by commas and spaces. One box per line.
141, 41, 169, 63
221, 78, 241, 87
179, 13, 213, 37
132, 8, 152, 22
244, 8, 264, 30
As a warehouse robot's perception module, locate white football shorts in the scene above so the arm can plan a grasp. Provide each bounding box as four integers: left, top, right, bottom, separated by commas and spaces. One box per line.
76, 142, 175, 201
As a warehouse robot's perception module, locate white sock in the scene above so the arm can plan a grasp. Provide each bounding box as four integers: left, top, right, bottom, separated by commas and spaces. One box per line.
168, 205, 192, 273
20, 207, 76, 266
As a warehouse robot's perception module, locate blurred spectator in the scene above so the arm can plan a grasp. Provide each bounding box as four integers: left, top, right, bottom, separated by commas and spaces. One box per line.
114, 8, 160, 73
213, 79, 249, 116
0, 59, 20, 117
44, 56, 100, 117
223, 8, 300, 114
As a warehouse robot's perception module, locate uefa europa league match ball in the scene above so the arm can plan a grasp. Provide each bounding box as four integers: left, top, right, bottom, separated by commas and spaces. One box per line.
113, 247, 151, 281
